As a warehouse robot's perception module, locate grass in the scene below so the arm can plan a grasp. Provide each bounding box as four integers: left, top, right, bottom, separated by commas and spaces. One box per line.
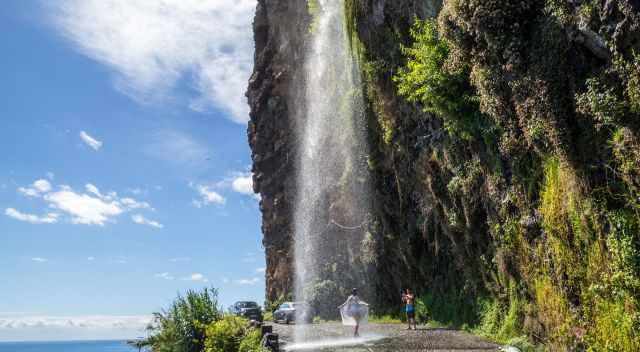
369, 314, 402, 324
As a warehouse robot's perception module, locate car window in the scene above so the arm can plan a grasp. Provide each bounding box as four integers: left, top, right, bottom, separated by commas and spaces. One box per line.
237, 302, 258, 308
279, 303, 289, 309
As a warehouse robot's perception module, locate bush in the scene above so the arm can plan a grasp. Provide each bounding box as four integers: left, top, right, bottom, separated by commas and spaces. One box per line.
204, 316, 249, 352
238, 329, 266, 352
145, 287, 221, 352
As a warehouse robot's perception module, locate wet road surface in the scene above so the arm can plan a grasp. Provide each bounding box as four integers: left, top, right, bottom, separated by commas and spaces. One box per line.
270, 322, 500, 352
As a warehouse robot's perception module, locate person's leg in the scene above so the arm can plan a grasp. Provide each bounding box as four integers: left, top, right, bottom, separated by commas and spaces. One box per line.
408, 311, 415, 330
354, 321, 360, 337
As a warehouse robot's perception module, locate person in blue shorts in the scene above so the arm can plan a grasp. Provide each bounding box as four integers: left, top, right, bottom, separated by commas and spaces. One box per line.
402, 288, 417, 330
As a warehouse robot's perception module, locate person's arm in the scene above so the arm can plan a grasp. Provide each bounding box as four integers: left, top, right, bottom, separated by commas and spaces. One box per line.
338, 296, 351, 308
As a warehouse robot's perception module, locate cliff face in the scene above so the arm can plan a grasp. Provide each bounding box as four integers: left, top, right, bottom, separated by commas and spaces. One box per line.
249, 0, 640, 348
247, 0, 310, 301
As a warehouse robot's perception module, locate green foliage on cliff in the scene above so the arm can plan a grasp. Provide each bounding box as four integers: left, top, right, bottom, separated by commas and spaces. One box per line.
394, 19, 485, 140
344, 0, 640, 349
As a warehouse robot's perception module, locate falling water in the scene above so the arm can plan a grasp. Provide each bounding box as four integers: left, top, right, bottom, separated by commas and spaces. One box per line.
294, 0, 371, 343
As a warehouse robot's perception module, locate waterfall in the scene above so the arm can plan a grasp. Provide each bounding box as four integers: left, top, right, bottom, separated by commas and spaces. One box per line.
293, 0, 370, 341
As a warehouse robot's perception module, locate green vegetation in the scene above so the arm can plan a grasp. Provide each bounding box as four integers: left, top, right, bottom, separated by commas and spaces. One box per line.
342, 0, 640, 349
368, 314, 402, 324
142, 287, 265, 352
393, 19, 486, 140
144, 288, 221, 352
307, 0, 321, 33
205, 316, 265, 352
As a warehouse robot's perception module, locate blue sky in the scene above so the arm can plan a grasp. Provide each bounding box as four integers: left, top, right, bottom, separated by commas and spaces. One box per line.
0, 0, 262, 342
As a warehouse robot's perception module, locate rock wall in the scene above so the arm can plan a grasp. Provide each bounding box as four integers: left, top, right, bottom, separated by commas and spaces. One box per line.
249, 0, 640, 348
247, 0, 309, 301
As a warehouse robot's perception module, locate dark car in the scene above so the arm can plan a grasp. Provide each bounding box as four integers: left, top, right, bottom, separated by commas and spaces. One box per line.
273, 302, 313, 324
231, 301, 263, 322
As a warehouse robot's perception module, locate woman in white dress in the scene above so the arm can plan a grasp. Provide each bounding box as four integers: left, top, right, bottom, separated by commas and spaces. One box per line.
338, 288, 368, 337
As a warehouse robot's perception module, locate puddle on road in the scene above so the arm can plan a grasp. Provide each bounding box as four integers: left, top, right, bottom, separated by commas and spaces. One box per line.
283, 334, 386, 351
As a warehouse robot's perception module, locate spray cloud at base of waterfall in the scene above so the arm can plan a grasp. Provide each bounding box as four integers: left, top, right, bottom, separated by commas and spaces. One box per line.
293, 0, 372, 343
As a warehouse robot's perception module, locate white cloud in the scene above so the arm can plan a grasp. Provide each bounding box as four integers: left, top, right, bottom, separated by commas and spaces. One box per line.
5, 208, 59, 224
10, 179, 157, 226
46, 172, 55, 180
79, 131, 103, 150
45, 188, 122, 226
87, 257, 95, 261
17, 187, 39, 197
234, 277, 260, 286
0, 315, 151, 330
29, 257, 48, 263
215, 171, 260, 200
154, 272, 174, 281
121, 198, 151, 210
47, 0, 256, 124
131, 214, 163, 229
85, 183, 103, 198
33, 180, 52, 193
0, 315, 151, 342
128, 188, 146, 196
191, 184, 226, 208
183, 273, 208, 282
231, 174, 257, 197
17, 179, 52, 197
256, 267, 266, 273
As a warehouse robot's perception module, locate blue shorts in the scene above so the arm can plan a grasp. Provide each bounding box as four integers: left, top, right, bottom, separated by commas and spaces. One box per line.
406, 304, 415, 318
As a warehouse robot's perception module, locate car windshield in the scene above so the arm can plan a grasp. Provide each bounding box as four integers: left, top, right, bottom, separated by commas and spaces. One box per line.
237, 302, 258, 308
280, 303, 290, 309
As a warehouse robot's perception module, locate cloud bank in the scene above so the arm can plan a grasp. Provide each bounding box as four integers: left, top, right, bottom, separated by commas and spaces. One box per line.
6, 179, 158, 227
47, 0, 256, 124
0, 315, 151, 342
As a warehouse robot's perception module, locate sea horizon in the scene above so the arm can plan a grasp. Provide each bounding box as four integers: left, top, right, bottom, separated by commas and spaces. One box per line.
0, 339, 138, 352
0, 338, 132, 343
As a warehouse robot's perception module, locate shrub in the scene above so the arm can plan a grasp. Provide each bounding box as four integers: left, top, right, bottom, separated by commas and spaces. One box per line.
238, 329, 266, 352
145, 287, 221, 352
204, 316, 249, 352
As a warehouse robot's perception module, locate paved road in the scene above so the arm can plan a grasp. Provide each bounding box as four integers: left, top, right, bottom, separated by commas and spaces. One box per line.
270, 322, 500, 351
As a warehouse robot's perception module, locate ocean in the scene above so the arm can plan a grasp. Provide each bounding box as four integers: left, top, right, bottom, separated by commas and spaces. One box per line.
0, 340, 138, 352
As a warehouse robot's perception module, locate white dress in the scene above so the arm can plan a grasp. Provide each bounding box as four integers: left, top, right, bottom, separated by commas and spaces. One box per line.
339, 295, 369, 326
